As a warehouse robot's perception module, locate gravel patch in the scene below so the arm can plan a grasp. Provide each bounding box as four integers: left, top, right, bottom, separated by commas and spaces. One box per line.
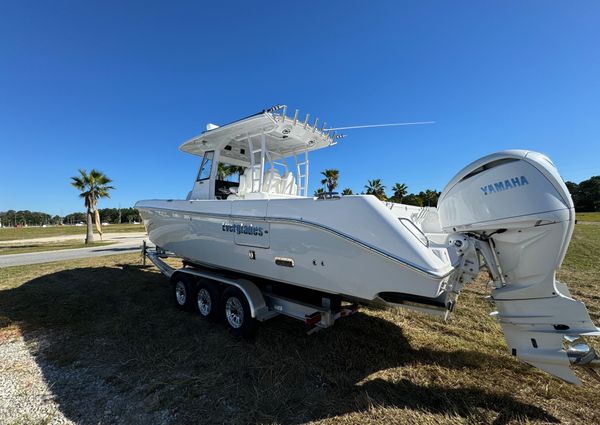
0, 330, 71, 425
0, 329, 173, 425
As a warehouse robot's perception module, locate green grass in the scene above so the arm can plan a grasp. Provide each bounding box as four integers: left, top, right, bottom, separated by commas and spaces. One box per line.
577, 212, 600, 222
0, 224, 599, 423
0, 223, 145, 241
0, 241, 113, 255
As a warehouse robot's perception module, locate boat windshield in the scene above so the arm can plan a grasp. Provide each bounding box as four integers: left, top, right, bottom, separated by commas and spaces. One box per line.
197, 151, 214, 181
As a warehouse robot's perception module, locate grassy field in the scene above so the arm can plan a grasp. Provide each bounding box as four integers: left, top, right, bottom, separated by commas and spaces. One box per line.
0, 224, 599, 424
577, 212, 600, 222
0, 240, 113, 255
0, 223, 145, 241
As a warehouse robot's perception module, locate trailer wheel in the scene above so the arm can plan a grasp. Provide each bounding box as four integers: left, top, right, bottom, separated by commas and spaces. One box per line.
172, 275, 196, 311
196, 280, 220, 322
221, 286, 256, 338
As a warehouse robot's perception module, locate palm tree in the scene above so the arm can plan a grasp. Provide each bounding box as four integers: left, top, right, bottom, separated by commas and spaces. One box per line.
314, 187, 325, 197
392, 183, 408, 203
421, 189, 440, 207
320, 169, 340, 193
218, 163, 245, 180
342, 188, 353, 195
71, 169, 114, 244
365, 179, 387, 201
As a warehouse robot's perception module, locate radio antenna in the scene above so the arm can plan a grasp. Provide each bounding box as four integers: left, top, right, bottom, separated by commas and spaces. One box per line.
324, 121, 435, 131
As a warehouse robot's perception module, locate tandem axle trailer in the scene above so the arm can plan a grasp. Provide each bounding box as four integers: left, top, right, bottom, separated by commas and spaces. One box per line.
142, 242, 359, 337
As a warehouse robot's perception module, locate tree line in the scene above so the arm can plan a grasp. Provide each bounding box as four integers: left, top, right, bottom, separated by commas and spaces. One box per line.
0, 207, 141, 227
314, 169, 442, 206
67, 207, 141, 224
315, 170, 600, 210
566, 176, 600, 212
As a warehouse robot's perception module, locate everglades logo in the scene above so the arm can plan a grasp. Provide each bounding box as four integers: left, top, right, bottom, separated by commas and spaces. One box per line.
222, 222, 264, 236
481, 175, 529, 195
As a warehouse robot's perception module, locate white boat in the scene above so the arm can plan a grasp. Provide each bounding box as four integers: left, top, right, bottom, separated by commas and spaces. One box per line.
136, 105, 599, 384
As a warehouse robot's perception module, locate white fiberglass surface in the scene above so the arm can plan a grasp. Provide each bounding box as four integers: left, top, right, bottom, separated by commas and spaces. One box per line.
138, 195, 454, 276
267, 196, 452, 274
137, 202, 448, 300
180, 113, 333, 163
438, 159, 569, 230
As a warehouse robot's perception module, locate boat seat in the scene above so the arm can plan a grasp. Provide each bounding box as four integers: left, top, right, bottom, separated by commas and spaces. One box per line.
235, 168, 297, 197
262, 169, 282, 193
280, 171, 297, 195
237, 167, 262, 196
237, 172, 248, 195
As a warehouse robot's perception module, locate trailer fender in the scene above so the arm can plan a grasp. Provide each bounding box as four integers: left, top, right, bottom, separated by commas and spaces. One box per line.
232, 278, 268, 319
170, 269, 267, 319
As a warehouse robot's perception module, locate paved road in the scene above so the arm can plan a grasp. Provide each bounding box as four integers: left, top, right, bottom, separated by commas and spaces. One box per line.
0, 234, 150, 267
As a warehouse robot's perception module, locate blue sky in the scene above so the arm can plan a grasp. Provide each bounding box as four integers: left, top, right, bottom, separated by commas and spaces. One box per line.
1, 1, 599, 216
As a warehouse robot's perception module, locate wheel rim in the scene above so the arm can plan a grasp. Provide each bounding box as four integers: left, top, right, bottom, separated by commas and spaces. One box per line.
225, 297, 244, 329
175, 281, 187, 305
197, 288, 212, 316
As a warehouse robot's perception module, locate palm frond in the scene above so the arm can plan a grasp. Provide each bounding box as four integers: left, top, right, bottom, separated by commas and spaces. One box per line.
70, 176, 85, 189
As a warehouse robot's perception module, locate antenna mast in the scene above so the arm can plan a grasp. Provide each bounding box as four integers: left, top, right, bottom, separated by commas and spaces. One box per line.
324, 121, 435, 131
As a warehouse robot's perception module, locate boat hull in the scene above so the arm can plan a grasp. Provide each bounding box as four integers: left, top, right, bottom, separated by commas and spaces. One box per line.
136, 196, 454, 303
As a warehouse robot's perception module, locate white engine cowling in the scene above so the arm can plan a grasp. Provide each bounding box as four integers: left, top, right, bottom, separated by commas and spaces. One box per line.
438, 150, 573, 233
438, 150, 599, 385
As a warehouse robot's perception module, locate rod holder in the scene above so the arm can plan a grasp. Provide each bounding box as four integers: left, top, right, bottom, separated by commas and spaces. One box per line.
293, 109, 299, 125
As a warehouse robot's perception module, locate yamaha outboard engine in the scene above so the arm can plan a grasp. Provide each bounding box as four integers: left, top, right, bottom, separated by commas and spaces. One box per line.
438, 150, 599, 384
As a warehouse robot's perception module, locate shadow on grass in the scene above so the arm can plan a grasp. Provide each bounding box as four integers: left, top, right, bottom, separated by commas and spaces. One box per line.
0, 264, 558, 424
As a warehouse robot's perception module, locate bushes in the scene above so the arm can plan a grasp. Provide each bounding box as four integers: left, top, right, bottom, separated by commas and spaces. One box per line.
566, 176, 600, 212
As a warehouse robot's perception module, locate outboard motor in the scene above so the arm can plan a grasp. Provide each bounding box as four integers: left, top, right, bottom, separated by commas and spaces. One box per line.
438, 150, 599, 384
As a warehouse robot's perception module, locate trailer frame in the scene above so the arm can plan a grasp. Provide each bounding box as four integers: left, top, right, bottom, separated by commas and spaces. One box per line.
142, 242, 359, 335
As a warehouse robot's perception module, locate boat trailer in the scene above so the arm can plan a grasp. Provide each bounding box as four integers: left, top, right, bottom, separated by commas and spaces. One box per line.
142, 241, 359, 336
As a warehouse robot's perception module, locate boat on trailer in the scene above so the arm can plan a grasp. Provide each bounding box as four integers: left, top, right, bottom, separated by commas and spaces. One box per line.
136, 105, 599, 385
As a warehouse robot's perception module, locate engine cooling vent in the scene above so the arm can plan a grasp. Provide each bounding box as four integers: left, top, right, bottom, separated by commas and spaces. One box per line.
460, 158, 519, 182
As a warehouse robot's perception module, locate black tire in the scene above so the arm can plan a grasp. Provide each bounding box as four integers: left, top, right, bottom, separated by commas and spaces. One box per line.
196, 280, 220, 322
172, 275, 197, 311
220, 286, 257, 338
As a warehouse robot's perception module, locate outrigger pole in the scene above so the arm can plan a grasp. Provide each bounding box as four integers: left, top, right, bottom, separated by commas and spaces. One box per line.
324, 121, 435, 131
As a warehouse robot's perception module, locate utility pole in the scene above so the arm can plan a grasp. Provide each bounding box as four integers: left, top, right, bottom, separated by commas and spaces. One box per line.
118, 203, 121, 224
